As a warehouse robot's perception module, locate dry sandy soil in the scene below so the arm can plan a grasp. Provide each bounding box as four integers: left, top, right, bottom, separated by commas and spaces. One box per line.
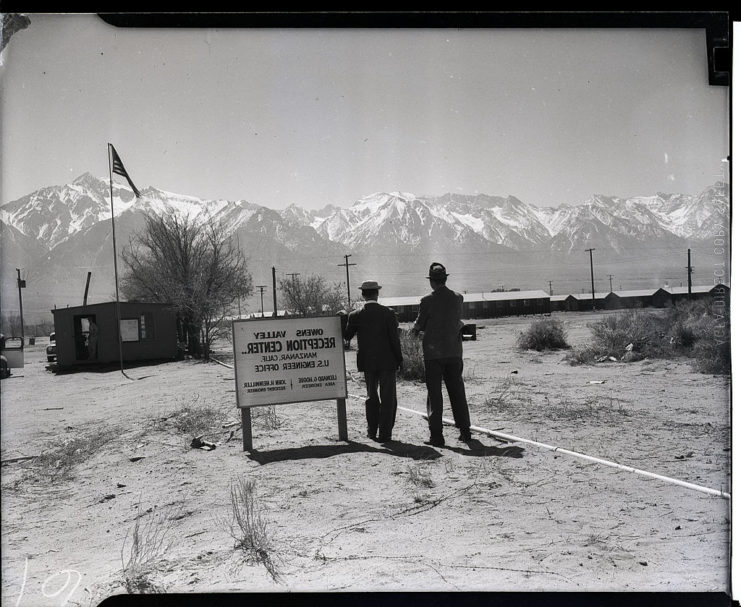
0, 311, 732, 605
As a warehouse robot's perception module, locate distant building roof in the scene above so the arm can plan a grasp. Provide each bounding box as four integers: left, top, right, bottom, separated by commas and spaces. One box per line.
570, 292, 611, 301
611, 289, 659, 298
51, 301, 175, 314
379, 289, 551, 308
663, 284, 726, 295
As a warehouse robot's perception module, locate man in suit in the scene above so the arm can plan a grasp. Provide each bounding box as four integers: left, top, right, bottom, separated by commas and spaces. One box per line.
344, 280, 403, 443
412, 262, 472, 447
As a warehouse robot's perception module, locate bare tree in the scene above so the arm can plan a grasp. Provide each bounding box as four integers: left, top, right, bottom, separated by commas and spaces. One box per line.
0, 312, 23, 337
121, 212, 253, 358
278, 274, 345, 318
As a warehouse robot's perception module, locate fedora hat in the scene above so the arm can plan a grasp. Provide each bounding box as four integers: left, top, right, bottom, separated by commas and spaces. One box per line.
358, 280, 382, 290
426, 262, 449, 280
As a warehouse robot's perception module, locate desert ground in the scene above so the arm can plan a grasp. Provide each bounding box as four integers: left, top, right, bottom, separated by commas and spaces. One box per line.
0, 311, 732, 605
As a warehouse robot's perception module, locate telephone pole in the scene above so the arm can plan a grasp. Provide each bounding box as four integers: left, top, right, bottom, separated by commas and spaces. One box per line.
338, 254, 357, 312
286, 272, 301, 281
16, 268, 26, 343
686, 249, 693, 298
272, 267, 278, 317
585, 248, 596, 311
547, 280, 553, 296
607, 274, 614, 292
256, 285, 267, 318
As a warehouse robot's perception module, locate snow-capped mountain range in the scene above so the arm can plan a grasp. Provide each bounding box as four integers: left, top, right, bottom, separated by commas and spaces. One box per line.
0, 174, 730, 322
1, 173, 728, 253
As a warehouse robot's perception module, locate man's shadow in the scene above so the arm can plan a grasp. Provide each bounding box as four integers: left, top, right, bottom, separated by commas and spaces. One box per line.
247, 439, 443, 465
441, 438, 525, 458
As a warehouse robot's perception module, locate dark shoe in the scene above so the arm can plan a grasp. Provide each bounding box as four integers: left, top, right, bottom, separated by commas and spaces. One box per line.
378, 435, 392, 443
424, 437, 445, 447
458, 430, 472, 442
367, 431, 377, 440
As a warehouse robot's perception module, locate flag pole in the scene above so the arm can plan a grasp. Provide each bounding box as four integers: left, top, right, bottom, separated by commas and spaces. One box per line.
108, 143, 132, 380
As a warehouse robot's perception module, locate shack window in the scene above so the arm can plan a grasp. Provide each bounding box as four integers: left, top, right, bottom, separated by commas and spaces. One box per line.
524, 300, 530, 307
120, 318, 140, 342
140, 313, 154, 340
509, 300, 516, 308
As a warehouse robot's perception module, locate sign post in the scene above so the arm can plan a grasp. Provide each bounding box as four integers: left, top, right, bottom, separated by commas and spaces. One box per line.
232, 315, 348, 451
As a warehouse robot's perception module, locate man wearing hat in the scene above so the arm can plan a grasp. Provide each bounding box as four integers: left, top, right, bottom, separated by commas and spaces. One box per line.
412, 262, 472, 447
343, 280, 403, 442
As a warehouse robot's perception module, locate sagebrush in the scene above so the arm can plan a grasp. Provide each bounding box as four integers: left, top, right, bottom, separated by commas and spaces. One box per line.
516, 318, 570, 351
220, 477, 281, 582
120, 504, 177, 594
397, 329, 426, 381
568, 300, 730, 374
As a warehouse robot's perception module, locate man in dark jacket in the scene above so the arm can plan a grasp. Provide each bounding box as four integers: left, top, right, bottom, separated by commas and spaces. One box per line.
344, 280, 403, 442
412, 262, 472, 447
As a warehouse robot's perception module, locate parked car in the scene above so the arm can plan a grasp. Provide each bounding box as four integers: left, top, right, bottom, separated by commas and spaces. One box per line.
46, 332, 57, 362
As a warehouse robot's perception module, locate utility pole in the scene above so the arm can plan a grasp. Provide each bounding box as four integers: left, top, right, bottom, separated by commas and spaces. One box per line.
548, 280, 553, 296
83, 271, 93, 306
272, 267, 278, 317
686, 249, 693, 298
16, 268, 26, 343
585, 248, 596, 311
338, 254, 357, 312
236, 233, 242, 317
256, 285, 267, 318
607, 274, 614, 292
286, 272, 301, 281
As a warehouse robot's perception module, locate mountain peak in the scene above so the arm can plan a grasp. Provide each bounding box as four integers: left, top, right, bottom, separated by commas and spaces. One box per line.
72, 172, 105, 188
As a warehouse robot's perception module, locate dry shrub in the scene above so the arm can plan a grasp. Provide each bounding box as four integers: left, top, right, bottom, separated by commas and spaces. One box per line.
33, 426, 119, 481
571, 301, 730, 374
120, 504, 177, 594
398, 329, 426, 381
219, 477, 281, 582
516, 318, 570, 351
484, 376, 530, 417
160, 395, 227, 442
407, 463, 435, 488
252, 406, 282, 430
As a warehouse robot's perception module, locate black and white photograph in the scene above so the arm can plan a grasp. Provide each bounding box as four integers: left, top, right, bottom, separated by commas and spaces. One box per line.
0, 12, 732, 606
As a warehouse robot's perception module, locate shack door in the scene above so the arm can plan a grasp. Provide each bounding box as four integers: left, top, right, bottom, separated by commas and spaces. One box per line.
73, 315, 98, 360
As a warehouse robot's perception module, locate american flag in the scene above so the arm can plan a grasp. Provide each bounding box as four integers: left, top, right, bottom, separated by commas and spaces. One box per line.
110, 144, 141, 197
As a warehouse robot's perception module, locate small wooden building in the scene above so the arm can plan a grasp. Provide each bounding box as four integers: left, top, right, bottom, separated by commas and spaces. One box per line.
51, 301, 178, 369
550, 294, 574, 312
664, 284, 730, 306
604, 289, 666, 310
461, 290, 551, 318
570, 292, 610, 311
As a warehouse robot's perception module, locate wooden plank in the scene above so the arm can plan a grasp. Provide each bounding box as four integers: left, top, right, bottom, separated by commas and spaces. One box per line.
336, 398, 348, 441
241, 407, 253, 451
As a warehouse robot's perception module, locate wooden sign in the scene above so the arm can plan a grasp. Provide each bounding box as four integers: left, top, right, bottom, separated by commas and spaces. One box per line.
232, 315, 348, 450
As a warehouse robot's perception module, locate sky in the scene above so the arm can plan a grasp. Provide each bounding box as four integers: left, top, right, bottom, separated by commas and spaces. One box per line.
0, 14, 730, 210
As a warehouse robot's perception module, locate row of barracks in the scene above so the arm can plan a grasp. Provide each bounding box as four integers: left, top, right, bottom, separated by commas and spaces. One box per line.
379, 283, 729, 322
549, 284, 729, 312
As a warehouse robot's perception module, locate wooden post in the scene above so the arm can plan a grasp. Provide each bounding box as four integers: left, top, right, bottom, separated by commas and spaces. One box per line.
241, 408, 253, 451
336, 398, 348, 441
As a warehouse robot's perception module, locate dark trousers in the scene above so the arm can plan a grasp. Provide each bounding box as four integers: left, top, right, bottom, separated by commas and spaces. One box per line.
364, 369, 398, 439
424, 357, 470, 440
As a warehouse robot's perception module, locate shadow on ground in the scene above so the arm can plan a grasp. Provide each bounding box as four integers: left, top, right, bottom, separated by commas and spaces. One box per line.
247, 439, 443, 464
442, 438, 525, 458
